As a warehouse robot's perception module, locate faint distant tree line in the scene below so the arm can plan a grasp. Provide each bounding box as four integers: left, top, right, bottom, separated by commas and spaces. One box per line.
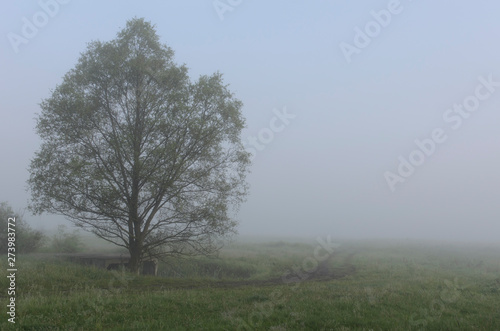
0, 202, 84, 254
0, 202, 45, 253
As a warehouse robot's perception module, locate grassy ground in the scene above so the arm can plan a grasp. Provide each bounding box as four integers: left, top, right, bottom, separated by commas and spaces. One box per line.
1, 238, 499, 330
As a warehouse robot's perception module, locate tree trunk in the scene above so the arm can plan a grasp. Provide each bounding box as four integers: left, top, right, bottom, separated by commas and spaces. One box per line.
128, 242, 142, 275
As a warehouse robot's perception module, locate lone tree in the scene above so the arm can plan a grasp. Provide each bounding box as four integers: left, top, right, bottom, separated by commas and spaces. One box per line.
28, 18, 250, 274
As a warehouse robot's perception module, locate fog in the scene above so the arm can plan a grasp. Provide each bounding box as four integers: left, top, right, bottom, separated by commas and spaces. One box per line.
2, 1, 500, 242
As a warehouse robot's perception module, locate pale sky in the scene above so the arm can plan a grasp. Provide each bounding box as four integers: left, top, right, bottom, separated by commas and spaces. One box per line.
1, 0, 500, 242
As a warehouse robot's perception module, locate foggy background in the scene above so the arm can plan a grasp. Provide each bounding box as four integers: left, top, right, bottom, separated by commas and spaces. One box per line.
1, 1, 500, 242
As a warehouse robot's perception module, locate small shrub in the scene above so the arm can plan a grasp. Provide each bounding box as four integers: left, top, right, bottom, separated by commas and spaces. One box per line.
0, 202, 46, 253
51, 225, 84, 253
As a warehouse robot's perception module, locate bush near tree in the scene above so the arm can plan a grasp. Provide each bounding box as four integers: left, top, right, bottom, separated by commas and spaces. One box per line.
0, 202, 45, 254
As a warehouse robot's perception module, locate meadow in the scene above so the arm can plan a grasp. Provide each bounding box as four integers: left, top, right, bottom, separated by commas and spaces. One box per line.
1, 237, 499, 330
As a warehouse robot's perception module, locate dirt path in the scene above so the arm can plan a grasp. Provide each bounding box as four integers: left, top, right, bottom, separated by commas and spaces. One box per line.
125, 249, 358, 291
215, 249, 358, 288
12, 250, 358, 296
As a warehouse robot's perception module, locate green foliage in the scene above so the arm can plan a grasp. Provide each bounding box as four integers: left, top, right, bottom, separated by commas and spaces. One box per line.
27, 18, 250, 272
0, 202, 45, 254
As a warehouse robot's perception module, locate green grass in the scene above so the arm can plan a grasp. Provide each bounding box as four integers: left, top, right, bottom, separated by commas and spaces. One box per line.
1, 239, 499, 330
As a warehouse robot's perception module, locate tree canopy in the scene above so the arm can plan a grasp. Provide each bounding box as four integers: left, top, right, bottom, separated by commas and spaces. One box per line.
28, 18, 250, 273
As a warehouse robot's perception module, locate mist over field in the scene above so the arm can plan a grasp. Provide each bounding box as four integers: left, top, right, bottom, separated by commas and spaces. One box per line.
2, 1, 500, 243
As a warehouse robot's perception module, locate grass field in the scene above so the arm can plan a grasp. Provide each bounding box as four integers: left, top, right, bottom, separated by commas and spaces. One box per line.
1, 237, 499, 330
